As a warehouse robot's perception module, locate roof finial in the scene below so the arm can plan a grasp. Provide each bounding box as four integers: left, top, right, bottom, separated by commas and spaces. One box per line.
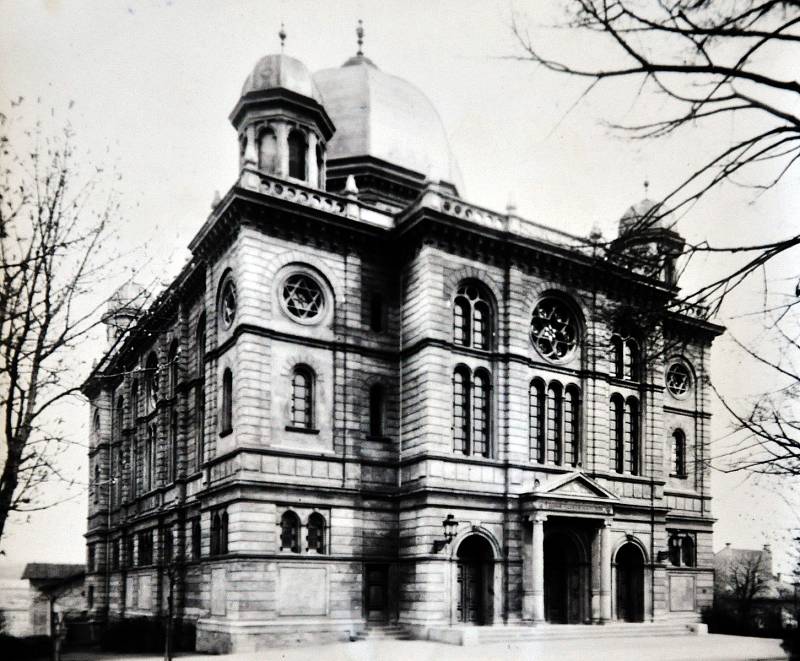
279, 22, 287, 53
643, 178, 650, 198
356, 19, 364, 56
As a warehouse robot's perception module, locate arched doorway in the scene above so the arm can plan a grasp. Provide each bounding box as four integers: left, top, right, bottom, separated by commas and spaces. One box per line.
616, 542, 645, 622
456, 535, 494, 625
544, 531, 587, 623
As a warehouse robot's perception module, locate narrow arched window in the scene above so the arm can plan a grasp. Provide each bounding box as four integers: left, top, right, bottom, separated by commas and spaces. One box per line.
288, 130, 307, 180
168, 341, 179, 398
564, 385, 581, 468
611, 335, 623, 377
610, 394, 624, 473
547, 383, 562, 465
472, 370, 491, 458
452, 367, 470, 455
221, 368, 233, 435
93, 411, 101, 440
668, 533, 681, 566
196, 313, 206, 378
131, 381, 139, 421
369, 384, 384, 437
280, 511, 300, 552
529, 379, 546, 463
290, 367, 313, 429
116, 396, 124, 441
316, 144, 324, 188
681, 535, 695, 567
258, 128, 278, 173
453, 283, 492, 350
195, 386, 205, 470
220, 510, 229, 554
191, 518, 201, 559
626, 397, 640, 475
145, 353, 159, 412
169, 409, 178, 482
625, 339, 639, 381
146, 422, 157, 490
307, 512, 326, 554
210, 512, 221, 556
93, 464, 100, 503
672, 429, 687, 478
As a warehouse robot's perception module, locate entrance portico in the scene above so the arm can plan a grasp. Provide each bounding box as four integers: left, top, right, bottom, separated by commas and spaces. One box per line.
521, 472, 618, 625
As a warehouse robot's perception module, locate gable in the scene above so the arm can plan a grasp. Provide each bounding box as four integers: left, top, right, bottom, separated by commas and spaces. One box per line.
534, 471, 617, 501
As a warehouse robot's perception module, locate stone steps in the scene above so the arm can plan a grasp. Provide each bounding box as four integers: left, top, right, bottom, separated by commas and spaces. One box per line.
473, 622, 698, 644
356, 624, 413, 641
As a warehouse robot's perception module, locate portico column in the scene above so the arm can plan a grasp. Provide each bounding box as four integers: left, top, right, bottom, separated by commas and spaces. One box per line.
600, 519, 613, 623
532, 512, 547, 623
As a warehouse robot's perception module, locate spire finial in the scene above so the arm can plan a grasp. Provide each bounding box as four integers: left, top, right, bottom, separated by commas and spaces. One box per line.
643, 178, 650, 197
356, 19, 364, 56
279, 22, 287, 53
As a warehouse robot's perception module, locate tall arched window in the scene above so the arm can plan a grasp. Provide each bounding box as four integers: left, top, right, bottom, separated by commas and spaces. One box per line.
168, 341, 179, 398
288, 130, 306, 180
368, 384, 384, 437
453, 367, 469, 454
529, 379, 546, 463
564, 386, 581, 467
472, 370, 491, 458
93, 464, 100, 503
258, 127, 278, 173
610, 394, 624, 473
453, 283, 492, 350
625, 339, 640, 381
145, 422, 157, 490
290, 366, 313, 429
316, 144, 324, 188
220, 510, 229, 555
611, 335, 623, 377
672, 429, 687, 477
191, 518, 201, 559
195, 313, 206, 471
131, 380, 139, 421
221, 368, 233, 434
307, 512, 326, 554
196, 313, 206, 378
546, 383, 562, 465
210, 512, 221, 556
93, 411, 101, 441
280, 511, 300, 552
626, 397, 640, 475
145, 353, 159, 412
115, 396, 124, 441
168, 409, 178, 482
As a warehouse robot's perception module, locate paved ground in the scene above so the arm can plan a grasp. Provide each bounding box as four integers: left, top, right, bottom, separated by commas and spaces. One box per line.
58, 634, 790, 661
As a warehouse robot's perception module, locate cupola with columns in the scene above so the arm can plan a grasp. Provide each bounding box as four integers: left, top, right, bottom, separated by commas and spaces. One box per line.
229, 26, 335, 189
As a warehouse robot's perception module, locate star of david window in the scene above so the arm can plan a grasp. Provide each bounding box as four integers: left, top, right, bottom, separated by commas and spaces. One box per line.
530, 298, 578, 361
219, 278, 237, 329
666, 362, 692, 398
282, 274, 324, 321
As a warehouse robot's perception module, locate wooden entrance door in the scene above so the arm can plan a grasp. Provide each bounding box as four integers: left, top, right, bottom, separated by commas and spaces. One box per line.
616, 543, 644, 622
457, 560, 484, 624
544, 532, 585, 624
365, 564, 388, 622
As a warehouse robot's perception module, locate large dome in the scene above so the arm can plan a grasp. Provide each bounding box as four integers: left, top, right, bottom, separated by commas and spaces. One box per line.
313, 56, 464, 193
619, 198, 676, 236
242, 54, 322, 103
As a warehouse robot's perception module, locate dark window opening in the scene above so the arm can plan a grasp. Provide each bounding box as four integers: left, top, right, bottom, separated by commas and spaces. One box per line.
288, 130, 306, 180
280, 511, 300, 553
307, 512, 326, 554
369, 384, 384, 437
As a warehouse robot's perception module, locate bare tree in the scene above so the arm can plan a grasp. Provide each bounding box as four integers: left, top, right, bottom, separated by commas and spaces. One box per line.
513, 0, 800, 314
0, 103, 142, 544
716, 548, 772, 623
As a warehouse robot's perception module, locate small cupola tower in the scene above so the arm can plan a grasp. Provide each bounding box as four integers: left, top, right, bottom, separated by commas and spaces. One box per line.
230, 27, 335, 189
610, 184, 685, 286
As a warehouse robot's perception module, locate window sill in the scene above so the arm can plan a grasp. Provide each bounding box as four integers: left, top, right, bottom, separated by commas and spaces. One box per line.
285, 426, 320, 435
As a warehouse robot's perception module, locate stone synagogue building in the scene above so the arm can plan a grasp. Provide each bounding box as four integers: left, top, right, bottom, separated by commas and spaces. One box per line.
83, 36, 723, 652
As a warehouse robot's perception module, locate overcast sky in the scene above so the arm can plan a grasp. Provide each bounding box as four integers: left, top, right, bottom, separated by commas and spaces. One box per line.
1, 1, 798, 573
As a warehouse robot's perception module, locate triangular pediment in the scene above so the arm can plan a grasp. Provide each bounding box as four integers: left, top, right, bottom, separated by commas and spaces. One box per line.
533, 471, 618, 501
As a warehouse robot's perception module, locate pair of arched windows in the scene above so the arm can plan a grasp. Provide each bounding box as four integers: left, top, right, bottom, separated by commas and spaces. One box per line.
530, 380, 581, 466
290, 366, 315, 429
453, 283, 492, 350
610, 394, 640, 475
671, 429, 687, 478
668, 531, 696, 567
210, 509, 229, 556
258, 127, 320, 183
611, 334, 640, 381
279, 511, 326, 554
453, 366, 491, 457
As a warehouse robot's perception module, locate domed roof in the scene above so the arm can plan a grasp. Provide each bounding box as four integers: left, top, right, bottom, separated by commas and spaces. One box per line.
313, 57, 464, 193
241, 54, 323, 103
619, 198, 675, 235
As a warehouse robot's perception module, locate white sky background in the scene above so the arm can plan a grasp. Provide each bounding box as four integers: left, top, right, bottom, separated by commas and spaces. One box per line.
1, 0, 798, 574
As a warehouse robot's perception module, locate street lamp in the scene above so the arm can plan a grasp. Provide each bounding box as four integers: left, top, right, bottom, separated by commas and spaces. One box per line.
433, 514, 459, 553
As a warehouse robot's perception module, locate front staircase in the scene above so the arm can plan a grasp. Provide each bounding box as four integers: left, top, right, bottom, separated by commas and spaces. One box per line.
426, 621, 705, 646
355, 623, 413, 641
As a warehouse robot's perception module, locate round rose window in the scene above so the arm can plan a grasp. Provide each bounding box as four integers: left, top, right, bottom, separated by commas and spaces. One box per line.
530, 298, 578, 360
282, 273, 324, 321
666, 362, 692, 397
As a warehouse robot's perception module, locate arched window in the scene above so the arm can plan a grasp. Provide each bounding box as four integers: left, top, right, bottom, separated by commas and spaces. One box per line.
93, 411, 101, 440
611, 335, 623, 377
529, 379, 546, 463
258, 127, 278, 173
307, 512, 326, 554
316, 143, 324, 188
453, 283, 492, 350
145, 422, 156, 490
221, 368, 233, 435
672, 429, 687, 478
610, 394, 624, 473
564, 386, 581, 467
210, 512, 221, 556
681, 535, 695, 567
280, 511, 300, 552
288, 130, 306, 180
115, 446, 123, 505
116, 396, 124, 441
93, 464, 100, 503
220, 510, 229, 555
290, 366, 313, 429
168, 341, 179, 398
626, 397, 640, 475
168, 409, 178, 482
368, 384, 384, 437
145, 353, 159, 412
131, 380, 139, 421
546, 383, 562, 465
453, 367, 469, 455
668, 533, 681, 566
472, 370, 491, 458
191, 518, 201, 559
625, 339, 640, 381
196, 313, 206, 378
195, 386, 205, 470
